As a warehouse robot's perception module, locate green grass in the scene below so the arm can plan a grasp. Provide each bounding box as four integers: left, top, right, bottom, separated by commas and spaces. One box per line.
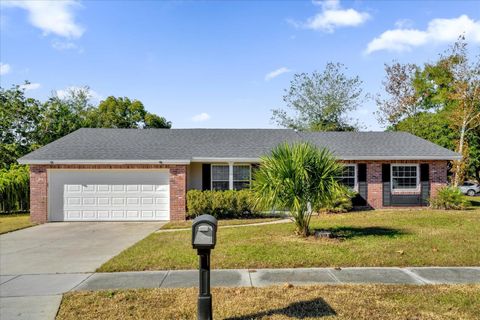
57, 285, 480, 320
161, 218, 282, 230
466, 196, 479, 207
0, 214, 35, 234
98, 208, 480, 272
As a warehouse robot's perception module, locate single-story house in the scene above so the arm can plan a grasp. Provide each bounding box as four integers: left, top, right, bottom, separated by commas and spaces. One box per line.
18, 128, 461, 223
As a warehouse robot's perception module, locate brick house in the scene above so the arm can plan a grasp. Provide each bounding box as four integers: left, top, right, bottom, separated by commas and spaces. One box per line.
18, 128, 460, 224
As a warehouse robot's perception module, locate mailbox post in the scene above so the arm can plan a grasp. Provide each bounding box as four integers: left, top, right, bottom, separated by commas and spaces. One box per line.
192, 214, 217, 320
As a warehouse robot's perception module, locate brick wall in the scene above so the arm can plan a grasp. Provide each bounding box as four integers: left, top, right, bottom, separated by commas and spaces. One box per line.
29, 164, 187, 224
343, 160, 449, 209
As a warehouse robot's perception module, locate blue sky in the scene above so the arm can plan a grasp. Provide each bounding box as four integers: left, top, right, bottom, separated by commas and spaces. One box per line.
1, 0, 479, 130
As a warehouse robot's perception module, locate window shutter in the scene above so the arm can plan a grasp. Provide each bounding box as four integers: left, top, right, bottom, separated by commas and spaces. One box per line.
420, 163, 429, 182
420, 163, 430, 206
382, 164, 391, 182
353, 163, 368, 206
358, 163, 367, 182
382, 164, 391, 206
202, 164, 211, 191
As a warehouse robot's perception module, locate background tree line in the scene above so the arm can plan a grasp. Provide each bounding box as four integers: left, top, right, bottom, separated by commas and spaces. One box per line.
0, 86, 171, 212
273, 37, 479, 185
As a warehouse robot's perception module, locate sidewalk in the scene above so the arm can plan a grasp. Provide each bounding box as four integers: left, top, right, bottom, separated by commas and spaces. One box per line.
1, 267, 479, 319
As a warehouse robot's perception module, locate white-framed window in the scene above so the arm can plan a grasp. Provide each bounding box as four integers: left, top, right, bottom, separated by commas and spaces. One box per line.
391, 164, 419, 191
211, 164, 229, 191
338, 164, 357, 190
211, 164, 251, 191
233, 164, 251, 190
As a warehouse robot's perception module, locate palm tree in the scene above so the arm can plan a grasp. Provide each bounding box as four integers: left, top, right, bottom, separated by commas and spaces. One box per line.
252, 142, 344, 236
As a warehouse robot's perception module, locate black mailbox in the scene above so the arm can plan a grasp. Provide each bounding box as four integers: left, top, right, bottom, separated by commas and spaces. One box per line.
192, 214, 217, 250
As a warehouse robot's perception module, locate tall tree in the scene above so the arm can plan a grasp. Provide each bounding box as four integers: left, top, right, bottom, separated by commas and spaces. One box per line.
442, 39, 480, 185
378, 37, 480, 184
87, 96, 171, 129
0, 83, 42, 168
375, 63, 421, 127
272, 62, 367, 131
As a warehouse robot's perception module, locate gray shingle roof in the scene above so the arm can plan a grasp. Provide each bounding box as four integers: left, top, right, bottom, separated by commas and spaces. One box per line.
18, 128, 460, 164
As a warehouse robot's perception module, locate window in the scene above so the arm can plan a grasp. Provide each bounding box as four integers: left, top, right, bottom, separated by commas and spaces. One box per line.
338, 165, 356, 189
391, 164, 419, 190
233, 165, 251, 190
211, 165, 229, 191
211, 164, 251, 191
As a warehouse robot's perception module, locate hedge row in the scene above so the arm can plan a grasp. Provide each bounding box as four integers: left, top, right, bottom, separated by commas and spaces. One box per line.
186, 189, 260, 219
0, 165, 30, 213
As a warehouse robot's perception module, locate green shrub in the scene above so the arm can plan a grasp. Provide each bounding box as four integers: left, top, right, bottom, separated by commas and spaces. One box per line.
321, 188, 355, 213
186, 189, 259, 219
0, 165, 30, 213
430, 186, 469, 210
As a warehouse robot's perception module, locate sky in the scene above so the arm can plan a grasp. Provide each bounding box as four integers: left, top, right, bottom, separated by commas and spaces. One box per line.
1, 0, 479, 130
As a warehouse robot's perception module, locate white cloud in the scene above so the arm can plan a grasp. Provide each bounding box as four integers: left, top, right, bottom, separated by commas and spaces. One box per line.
56, 86, 102, 102
0, 63, 11, 75
265, 67, 291, 81
3, 0, 84, 39
294, 0, 370, 33
192, 112, 211, 122
19, 82, 41, 91
366, 15, 480, 54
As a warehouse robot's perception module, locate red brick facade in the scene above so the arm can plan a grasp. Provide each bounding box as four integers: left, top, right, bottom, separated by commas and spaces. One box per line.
29, 164, 187, 224
29, 160, 448, 223
343, 160, 448, 209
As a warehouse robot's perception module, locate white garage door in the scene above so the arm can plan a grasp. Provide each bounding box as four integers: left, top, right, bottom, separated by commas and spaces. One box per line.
48, 170, 170, 221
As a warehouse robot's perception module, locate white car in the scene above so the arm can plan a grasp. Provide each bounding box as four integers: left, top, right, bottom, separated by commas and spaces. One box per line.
458, 182, 480, 196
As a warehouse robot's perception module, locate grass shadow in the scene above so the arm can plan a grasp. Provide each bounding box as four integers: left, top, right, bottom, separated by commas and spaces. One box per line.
315, 226, 407, 239
224, 297, 336, 320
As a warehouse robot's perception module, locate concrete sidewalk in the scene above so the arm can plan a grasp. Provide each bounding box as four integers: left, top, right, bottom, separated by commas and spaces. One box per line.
1, 267, 478, 319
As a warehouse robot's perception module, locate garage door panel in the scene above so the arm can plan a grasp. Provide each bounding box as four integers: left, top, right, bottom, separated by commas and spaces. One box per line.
50, 170, 170, 221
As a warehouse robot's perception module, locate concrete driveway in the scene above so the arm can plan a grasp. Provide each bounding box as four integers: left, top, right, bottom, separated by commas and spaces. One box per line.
0, 222, 164, 320
1, 222, 164, 275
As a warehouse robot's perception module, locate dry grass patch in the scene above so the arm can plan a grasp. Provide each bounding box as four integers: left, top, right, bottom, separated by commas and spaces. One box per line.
0, 214, 34, 234
98, 209, 480, 271
162, 218, 282, 230
57, 284, 480, 320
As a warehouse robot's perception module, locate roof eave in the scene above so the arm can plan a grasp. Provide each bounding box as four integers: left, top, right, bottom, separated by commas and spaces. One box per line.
338, 155, 462, 161
17, 159, 191, 165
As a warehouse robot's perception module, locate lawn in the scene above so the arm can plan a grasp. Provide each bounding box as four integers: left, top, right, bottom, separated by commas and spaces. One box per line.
57, 284, 480, 320
0, 214, 34, 234
161, 217, 282, 230
98, 208, 480, 272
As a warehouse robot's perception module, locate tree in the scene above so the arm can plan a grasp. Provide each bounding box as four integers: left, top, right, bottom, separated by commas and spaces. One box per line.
272, 63, 366, 131
0, 83, 42, 168
441, 39, 480, 186
87, 96, 171, 129
375, 63, 421, 127
36, 86, 93, 146
252, 142, 344, 236
377, 37, 480, 184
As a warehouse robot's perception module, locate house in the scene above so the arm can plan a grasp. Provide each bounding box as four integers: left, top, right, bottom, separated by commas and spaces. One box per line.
18, 128, 461, 223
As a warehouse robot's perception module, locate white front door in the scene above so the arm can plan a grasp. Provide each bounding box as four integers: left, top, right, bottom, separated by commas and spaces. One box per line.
48, 170, 170, 221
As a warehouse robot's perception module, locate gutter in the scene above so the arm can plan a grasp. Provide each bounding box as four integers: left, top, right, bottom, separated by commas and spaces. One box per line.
17, 159, 191, 165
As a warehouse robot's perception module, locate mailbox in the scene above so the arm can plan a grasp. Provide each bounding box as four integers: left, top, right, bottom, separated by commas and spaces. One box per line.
192, 214, 217, 250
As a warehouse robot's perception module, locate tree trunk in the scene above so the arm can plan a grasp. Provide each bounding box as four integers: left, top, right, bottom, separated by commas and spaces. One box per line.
454, 123, 467, 187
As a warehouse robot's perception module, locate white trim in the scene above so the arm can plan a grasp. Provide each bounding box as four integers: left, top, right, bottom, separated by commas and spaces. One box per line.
18, 159, 191, 165
18, 155, 461, 165
192, 157, 260, 163
211, 164, 230, 190
339, 164, 358, 192
210, 163, 252, 191
391, 163, 420, 192
339, 155, 461, 161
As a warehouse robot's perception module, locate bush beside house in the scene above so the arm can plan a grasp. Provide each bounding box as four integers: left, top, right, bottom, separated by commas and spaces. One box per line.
430, 186, 470, 210
186, 189, 259, 219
